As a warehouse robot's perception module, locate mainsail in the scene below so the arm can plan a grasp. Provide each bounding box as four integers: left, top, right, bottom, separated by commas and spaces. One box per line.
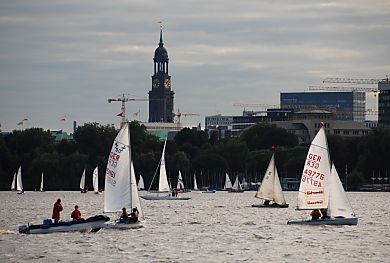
224, 173, 232, 189
193, 174, 198, 190
92, 167, 99, 193
232, 175, 242, 191
138, 175, 145, 190
255, 154, 287, 205
158, 139, 170, 192
16, 166, 23, 192
297, 127, 330, 210
104, 123, 143, 219
177, 170, 185, 190
40, 172, 44, 192
328, 164, 355, 218
80, 169, 86, 190
11, 172, 16, 191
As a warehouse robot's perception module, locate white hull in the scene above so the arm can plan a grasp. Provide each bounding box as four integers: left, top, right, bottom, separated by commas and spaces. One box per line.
287, 217, 358, 225
19, 216, 110, 234
140, 195, 191, 200
104, 220, 144, 229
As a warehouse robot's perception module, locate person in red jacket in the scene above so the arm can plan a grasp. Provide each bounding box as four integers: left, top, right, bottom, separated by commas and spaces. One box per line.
71, 205, 82, 221
52, 198, 63, 223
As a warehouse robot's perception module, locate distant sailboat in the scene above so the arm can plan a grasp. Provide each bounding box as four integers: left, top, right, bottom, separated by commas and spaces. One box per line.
177, 170, 185, 191
92, 166, 100, 194
138, 175, 145, 191
104, 122, 144, 229
141, 138, 191, 200
193, 173, 199, 191
11, 172, 16, 191
223, 173, 232, 190
229, 175, 244, 193
252, 154, 288, 208
80, 168, 87, 193
40, 172, 45, 192
287, 126, 358, 225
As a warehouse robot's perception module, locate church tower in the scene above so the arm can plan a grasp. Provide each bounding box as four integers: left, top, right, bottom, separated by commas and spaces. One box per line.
148, 25, 174, 123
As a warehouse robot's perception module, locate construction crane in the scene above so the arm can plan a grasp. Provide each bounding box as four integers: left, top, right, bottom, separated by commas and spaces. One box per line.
233, 103, 279, 108
108, 94, 148, 127
309, 85, 378, 93
172, 109, 200, 124
323, 76, 388, 84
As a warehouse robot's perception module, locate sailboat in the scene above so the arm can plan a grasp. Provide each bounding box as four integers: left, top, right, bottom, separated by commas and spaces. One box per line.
12, 166, 24, 194
92, 166, 101, 194
141, 138, 191, 200
287, 126, 358, 225
11, 172, 16, 191
229, 175, 244, 192
193, 173, 199, 191
177, 170, 185, 191
103, 122, 144, 229
252, 154, 289, 208
39, 172, 45, 192
138, 175, 145, 191
223, 173, 233, 191
80, 168, 87, 193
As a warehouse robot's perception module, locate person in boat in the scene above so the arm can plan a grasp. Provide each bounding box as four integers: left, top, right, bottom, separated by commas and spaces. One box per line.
129, 207, 139, 223
263, 200, 270, 206
320, 209, 330, 219
52, 198, 63, 223
120, 207, 129, 222
310, 209, 321, 220
71, 205, 83, 221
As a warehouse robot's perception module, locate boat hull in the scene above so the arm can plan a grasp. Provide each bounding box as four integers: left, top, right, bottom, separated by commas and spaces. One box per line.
287, 217, 358, 225
252, 203, 289, 208
19, 215, 110, 234
202, 190, 216, 193
104, 220, 144, 229
140, 195, 191, 200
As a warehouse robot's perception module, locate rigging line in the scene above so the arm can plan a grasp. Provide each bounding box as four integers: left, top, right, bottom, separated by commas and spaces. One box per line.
147, 158, 161, 192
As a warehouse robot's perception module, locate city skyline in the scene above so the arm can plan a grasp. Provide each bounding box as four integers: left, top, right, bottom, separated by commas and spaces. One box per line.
0, 0, 389, 132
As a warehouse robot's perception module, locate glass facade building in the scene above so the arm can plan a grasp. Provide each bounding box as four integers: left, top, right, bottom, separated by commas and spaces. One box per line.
378, 80, 390, 127
280, 92, 366, 122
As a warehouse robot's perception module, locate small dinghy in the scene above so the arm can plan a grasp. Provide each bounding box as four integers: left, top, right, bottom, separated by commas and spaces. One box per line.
103, 122, 145, 229
287, 126, 358, 226
252, 153, 289, 208
19, 215, 110, 234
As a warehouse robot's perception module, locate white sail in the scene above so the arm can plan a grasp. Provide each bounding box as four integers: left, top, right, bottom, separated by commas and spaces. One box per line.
40, 173, 44, 192
92, 167, 99, 193
138, 175, 145, 190
232, 175, 242, 191
255, 154, 287, 205
158, 139, 170, 192
328, 164, 355, 218
224, 173, 232, 189
297, 127, 330, 210
11, 173, 16, 191
79, 169, 86, 190
256, 154, 276, 200
104, 123, 143, 219
177, 170, 185, 190
16, 166, 23, 192
193, 174, 198, 190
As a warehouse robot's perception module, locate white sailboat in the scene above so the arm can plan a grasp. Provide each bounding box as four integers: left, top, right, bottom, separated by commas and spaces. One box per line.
287, 126, 358, 225
80, 168, 87, 193
141, 138, 191, 200
229, 175, 244, 192
138, 175, 145, 190
92, 166, 101, 194
193, 173, 199, 191
39, 172, 45, 192
223, 173, 232, 190
104, 122, 144, 229
11, 172, 16, 191
12, 166, 24, 194
177, 170, 185, 191
252, 154, 289, 208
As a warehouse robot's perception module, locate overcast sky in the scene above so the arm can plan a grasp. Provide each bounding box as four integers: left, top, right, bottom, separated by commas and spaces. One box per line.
0, 0, 389, 133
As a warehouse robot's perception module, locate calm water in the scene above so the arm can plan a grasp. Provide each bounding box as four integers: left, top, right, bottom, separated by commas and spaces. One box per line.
0, 191, 389, 262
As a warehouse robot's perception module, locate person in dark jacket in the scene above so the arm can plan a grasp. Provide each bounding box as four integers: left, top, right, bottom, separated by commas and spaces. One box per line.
310, 209, 321, 220
71, 205, 82, 221
52, 198, 63, 223
129, 207, 139, 223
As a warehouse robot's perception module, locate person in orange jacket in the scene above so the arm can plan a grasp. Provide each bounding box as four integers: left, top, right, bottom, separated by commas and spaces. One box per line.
71, 205, 82, 221
52, 198, 63, 223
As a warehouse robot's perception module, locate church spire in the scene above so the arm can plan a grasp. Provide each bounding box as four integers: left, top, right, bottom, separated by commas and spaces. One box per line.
159, 22, 164, 47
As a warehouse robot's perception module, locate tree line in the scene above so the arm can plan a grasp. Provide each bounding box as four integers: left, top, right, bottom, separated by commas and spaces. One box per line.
1, 121, 389, 191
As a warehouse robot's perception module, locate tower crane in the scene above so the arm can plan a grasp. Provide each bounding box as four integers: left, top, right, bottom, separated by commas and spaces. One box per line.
322, 76, 388, 85
108, 94, 148, 127
233, 103, 279, 108
172, 109, 200, 124
309, 85, 378, 93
